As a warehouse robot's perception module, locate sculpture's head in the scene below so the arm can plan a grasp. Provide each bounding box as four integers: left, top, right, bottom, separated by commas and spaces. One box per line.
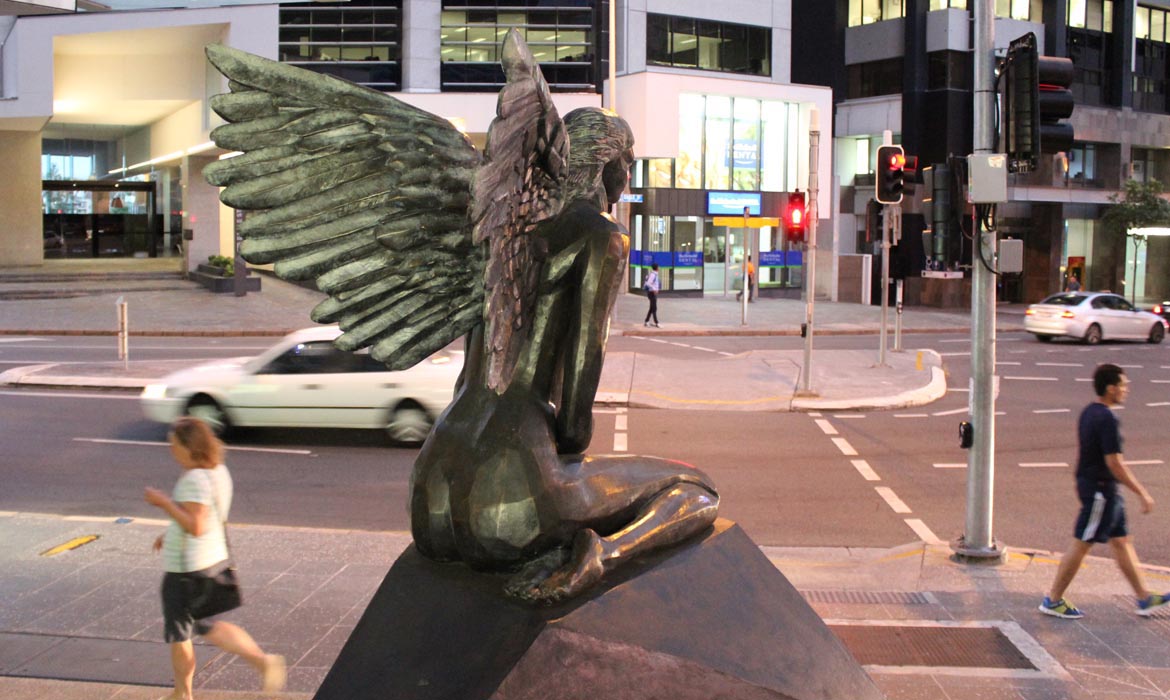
563, 107, 635, 209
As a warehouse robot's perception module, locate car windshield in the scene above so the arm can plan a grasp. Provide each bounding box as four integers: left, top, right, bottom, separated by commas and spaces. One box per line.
1038, 293, 1086, 306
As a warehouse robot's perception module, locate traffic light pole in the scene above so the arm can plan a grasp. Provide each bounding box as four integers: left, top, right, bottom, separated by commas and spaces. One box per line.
879, 206, 890, 367
799, 108, 820, 395
958, 0, 1003, 562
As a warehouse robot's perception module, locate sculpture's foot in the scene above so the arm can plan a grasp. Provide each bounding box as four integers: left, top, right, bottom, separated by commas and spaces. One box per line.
503, 546, 570, 599
508, 529, 606, 604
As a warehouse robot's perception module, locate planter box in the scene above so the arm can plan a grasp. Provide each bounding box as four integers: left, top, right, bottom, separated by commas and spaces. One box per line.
192, 264, 262, 294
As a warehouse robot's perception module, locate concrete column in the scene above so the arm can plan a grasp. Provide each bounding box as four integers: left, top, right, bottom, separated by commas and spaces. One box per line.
181, 154, 223, 273
0, 129, 44, 267
402, 0, 441, 92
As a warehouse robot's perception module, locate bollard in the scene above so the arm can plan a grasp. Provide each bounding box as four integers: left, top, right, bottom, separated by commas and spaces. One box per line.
116, 296, 129, 370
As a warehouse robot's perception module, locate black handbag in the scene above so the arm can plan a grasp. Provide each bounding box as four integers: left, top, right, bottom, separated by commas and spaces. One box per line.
184, 562, 242, 619
181, 470, 243, 619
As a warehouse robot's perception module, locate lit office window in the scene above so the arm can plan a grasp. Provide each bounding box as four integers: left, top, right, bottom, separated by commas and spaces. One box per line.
279, 0, 402, 91
849, 0, 907, 26
439, 2, 598, 91
646, 14, 770, 76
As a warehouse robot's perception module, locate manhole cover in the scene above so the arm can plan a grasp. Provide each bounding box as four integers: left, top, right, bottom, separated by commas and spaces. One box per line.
828, 624, 1036, 669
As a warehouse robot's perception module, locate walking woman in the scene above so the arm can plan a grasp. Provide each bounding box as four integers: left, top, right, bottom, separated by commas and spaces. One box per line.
643, 262, 660, 327
145, 417, 285, 700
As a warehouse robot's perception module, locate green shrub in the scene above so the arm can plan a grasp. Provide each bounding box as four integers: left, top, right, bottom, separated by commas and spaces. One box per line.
207, 255, 235, 277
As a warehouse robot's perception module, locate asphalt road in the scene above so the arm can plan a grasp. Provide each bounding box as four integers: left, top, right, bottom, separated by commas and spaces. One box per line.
2, 332, 1168, 563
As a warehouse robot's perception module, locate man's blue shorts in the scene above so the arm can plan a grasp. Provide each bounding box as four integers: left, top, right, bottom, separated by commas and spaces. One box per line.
1074, 487, 1127, 543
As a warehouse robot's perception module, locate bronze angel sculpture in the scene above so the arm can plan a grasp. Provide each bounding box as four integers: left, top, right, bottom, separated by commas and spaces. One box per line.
204, 31, 719, 603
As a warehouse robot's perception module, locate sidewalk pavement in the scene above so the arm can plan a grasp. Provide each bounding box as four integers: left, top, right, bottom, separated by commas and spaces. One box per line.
0, 262, 1016, 411
12, 265, 1167, 700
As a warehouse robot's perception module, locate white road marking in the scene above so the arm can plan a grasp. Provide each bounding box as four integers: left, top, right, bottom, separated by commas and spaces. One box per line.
833, 414, 866, 419
934, 463, 967, 469
614, 414, 628, 431
72, 437, 312, 455
1019, 462, 1068, 468
643, 338, 670, 344
1151, 380, 1170, 384
692, 346, 716, 353
1032, 408, 1071, 414
1118, 364, 1143, 369
831, 437, 857, 456
1075, 378, 1091, 382
0, 338, 48, 343
905, 518, 944, 545
940, 352, 972, 357
613, 432, 627, 452
932, 407, 968, 416
949, 387, 970, 392
0, 390, 138, 400
1127, 460, 1164, 466
895, 413, 929, 418
851, 459, 880, 481
875, 487, 912, 514
939, 339, 971, 344
1147, 402, 1170, 407
669, 342, 692, 348
814, 419, 838, 435
1036, 362, 1083, 368
996, 361, 1022, 366
718, 351, 734, 357
808, 412, 823, 417
1004, 376, 1058, 381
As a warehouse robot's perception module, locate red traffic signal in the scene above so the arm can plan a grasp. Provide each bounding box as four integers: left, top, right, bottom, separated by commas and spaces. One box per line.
876, 145, 905, 204
786, 192, 806, 243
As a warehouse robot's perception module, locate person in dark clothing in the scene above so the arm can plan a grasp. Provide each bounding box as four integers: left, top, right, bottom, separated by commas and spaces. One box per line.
643, 263, 660, 327
1039, 364, 1168, 619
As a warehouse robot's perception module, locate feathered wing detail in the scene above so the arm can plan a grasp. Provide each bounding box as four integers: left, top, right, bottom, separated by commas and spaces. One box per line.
203, 43, 483, 370
471, 28, 569, 393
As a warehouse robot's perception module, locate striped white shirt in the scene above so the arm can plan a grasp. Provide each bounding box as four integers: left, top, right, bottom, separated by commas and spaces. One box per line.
161, 465, 233, 573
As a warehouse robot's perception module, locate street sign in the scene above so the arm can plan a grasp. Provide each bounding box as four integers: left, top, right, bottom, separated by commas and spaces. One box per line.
712, 216, 780, 228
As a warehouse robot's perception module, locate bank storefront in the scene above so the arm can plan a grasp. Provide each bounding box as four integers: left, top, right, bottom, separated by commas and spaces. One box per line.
615, 79, 831, 297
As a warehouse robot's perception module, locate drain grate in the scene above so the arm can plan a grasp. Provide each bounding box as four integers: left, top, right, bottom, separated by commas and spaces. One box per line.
801, 590, 932, 605
828, 624, 1036, 669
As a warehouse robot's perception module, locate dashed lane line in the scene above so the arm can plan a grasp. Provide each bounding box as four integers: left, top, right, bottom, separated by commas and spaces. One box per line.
1004, 376, 1058, 381
1118, 364, 1143, 369
72, 437, 312, 455
895, 413, 929, 418
0, 390, 138, 400
669, 342, 693, 348
905, 518, 944, 545
832, 414, 866, 419
814, 419, 838, 435
875, 487, 912, 514
718, 351, 734, 357
1020, 462, 1068, 468
1032, 408, 1071, 414
932, 407, 968, 417
1152, 380, 1170, 384
1148, 402, 1170, 407
851, 459, 880, 481
996, 361, 1022, 366
1128, 460, 1165, 466
831, 437, 858, 456
934, 463, 967, 469
613, 432, 627, 452
1036, 362, 1084, 367
691, 346, 716, 353
614, 414, 628, 431
940, 352, 971, 357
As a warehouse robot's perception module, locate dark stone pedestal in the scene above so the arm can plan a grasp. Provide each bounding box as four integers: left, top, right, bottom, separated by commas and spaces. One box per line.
314, 519, 883, 700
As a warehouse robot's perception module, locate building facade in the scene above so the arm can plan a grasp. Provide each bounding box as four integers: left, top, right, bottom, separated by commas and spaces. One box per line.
0, 0, 833, 304
794, 0, 1170, 307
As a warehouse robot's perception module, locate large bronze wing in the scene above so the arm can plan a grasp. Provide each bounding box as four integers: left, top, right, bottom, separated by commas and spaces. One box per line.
203, 44, 483, 370
471, 29, 569, 392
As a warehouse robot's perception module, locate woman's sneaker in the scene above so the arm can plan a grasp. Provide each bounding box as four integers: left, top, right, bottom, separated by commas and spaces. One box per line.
1137, 593, 1169, 617
1039, 596, 1084, 619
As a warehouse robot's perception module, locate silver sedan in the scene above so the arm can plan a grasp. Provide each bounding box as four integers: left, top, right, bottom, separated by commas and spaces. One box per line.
1025, 292, 1167, 344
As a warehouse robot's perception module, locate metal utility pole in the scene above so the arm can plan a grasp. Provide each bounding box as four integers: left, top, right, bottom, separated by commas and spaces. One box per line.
958, 0, 1003, 561
740, 207, 750, 325
799, 108, 820, 394
878, 132, 892, 367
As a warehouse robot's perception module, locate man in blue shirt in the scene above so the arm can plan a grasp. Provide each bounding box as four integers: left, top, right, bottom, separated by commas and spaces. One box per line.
1040, 364, 1168, 619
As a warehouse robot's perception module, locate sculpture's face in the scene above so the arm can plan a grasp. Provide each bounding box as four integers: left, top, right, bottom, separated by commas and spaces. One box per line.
602, 148, 634, 207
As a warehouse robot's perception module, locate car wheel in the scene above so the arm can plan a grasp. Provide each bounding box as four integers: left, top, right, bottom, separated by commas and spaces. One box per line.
1034, 334, 1053, 343
386, 401, 432, 447
185, 395, 230, 437
1150, 323, 1166, 344
1083, 324, 1102, 345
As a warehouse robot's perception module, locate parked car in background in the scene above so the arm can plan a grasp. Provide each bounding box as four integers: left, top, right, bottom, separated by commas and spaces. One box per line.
1024, 292, 1167, 344
141, 326, 463, 445
1147, 300, 1170, 324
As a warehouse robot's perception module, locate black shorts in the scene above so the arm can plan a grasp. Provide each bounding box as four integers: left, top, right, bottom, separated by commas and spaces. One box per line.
1074, 488, 1127, 543
161, 570, 219, 643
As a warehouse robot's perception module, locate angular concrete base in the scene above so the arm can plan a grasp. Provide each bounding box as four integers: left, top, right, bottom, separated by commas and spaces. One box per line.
314, 519, 883, 700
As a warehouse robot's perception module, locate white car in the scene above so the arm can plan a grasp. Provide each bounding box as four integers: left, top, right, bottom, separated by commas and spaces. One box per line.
141, 326, 463, 445
1024, 292, 1167, 344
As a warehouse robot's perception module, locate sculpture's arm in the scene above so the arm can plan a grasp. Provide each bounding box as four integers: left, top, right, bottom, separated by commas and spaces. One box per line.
555, 218, 629, 454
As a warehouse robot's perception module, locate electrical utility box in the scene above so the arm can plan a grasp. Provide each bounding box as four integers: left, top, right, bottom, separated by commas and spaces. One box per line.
968, 154, 1008, 203
998, 238, 1024, 273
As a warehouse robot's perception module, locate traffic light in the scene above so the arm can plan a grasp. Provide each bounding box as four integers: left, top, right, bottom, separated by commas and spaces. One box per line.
1005, 32, 1075, 173
785, 192, 806, 244
876, 145, 905, 204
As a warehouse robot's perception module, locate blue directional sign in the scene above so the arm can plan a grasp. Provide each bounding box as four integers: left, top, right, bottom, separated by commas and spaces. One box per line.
706, 191, 762, 216
758, 250, 786, 267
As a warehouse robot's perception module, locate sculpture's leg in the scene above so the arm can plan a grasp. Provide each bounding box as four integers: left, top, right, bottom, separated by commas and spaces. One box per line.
511, 483, 718, 603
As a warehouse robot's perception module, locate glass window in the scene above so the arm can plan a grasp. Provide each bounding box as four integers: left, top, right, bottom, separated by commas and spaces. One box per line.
1136, 6, 1150, 39
849, 0, 906, 25
647, 14, 770, 76
279, 0, 401, 89
704, 96, 732, 190
732, 99, 761, 191
677, 94, 705, 189
647, 159, 673, 187
760, 101, 789, 192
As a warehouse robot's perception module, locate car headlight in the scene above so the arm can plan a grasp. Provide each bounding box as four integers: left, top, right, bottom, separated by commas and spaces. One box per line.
141, 384, 171, 400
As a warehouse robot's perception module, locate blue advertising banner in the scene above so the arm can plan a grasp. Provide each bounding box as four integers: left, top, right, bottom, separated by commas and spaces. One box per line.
706, 191, 762, 216
619, 193, 644, 203
758, 250, 785, 267
674, 251, 703, 267
731, 139, 759, 170
786, 250, 803, 267
652, 251, 674, 267
629, 250, 674, 267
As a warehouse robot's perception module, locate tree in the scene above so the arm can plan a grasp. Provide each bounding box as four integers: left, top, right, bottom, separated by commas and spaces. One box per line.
1101, 178, 1170, 237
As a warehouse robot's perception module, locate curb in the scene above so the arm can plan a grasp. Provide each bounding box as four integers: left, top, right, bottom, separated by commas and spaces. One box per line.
0, 329, 295, 337
620, 326, 1026, 337
791, 364, 946, 411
